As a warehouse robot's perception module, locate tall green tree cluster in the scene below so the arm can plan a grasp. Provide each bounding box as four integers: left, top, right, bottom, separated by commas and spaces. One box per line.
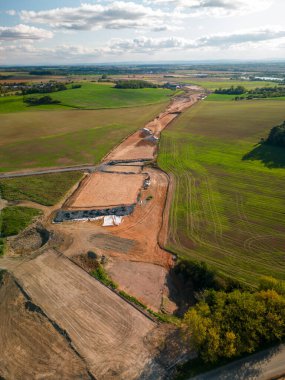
214, 85, 246, 95
114, 80, 158, 89
183, 277, 285, 363
265, 121, 285, 147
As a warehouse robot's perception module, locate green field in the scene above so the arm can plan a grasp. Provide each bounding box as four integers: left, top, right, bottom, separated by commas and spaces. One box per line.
0, 172, 83, 206
187, 80, 277, 91
0, 206, 41, 237
0, 102, 166, 172
0, 95, 71, 113
0, 83, 172, 113
158, 100, 285, 286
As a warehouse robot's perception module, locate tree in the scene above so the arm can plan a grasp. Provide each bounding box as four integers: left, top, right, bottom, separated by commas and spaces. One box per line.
183, 288, 285, 363
265, 121, 285, 147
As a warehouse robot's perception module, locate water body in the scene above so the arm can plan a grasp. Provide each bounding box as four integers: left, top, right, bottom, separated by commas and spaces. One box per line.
255, 76, 284, 81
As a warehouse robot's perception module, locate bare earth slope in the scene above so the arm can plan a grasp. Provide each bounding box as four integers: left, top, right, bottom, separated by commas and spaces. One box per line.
11, 250, 165, 380
0, 271, 92, 380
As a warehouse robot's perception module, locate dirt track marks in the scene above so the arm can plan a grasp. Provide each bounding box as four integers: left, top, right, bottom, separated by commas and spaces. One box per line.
12, 250, 164, 380
0, 272, 92, 380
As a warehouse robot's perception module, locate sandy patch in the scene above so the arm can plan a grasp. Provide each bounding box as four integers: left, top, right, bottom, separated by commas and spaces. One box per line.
67, 171, 146, 209
107, 260, 168, 311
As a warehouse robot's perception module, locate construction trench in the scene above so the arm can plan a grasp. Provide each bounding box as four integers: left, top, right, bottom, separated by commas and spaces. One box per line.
0, 88, 205, 380
54, 90, 202, 226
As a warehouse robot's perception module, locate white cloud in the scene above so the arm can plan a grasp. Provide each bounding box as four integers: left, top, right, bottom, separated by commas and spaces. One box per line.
147, 0, 272, 16
0, 24, 53, 40
2, 26, 285, 63
6, 10, 17, 16
107, 27, 285, 53
20, 2, 174, 32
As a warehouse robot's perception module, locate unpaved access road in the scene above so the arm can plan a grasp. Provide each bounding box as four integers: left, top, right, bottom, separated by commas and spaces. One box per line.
105, 93, 200, 162
0, 164, 96, 179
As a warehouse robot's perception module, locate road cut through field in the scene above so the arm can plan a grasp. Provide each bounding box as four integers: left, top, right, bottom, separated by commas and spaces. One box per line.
105, 93, 200, 162
0, 87, 203, 379
51, 90, 203, 311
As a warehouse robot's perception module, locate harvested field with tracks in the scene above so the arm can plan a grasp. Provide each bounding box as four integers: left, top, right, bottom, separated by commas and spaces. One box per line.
158, 99, 285, 286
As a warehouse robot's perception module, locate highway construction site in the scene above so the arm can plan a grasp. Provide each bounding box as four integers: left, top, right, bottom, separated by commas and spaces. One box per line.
0, 89, 203, 380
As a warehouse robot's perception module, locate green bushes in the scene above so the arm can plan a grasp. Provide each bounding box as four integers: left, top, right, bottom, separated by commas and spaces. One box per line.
0, 238, 5, 256
90, 264, 118, 289
173, 260, 244, 294
215, 86, 246, 95
118, 290, 147, 309
24, 95, 61, 106
259, 275, 285, 296
247, 86, 285, 98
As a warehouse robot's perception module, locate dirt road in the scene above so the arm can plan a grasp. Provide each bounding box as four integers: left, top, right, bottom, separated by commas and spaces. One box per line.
0, 164, 96, 179
105, 93, 200, 162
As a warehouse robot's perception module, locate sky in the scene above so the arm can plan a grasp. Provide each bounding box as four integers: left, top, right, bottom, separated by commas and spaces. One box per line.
0, 0, 285, 65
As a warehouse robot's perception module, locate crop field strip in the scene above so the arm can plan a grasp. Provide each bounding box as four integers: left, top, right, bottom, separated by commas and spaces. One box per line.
158, 98, 285, 286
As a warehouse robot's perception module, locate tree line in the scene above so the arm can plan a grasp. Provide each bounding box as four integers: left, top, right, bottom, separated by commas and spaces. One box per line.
214, 86, 246, 95
22, 82, 67, 95
114, 80, 159, 89
215, 85, 285, 100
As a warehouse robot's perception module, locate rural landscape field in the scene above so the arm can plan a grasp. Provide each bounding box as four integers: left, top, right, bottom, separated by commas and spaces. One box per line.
1, 0, 285, 379
159, 98, 285, 286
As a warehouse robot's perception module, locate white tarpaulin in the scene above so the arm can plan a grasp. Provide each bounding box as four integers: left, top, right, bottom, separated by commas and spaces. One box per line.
103, 215, 123, 227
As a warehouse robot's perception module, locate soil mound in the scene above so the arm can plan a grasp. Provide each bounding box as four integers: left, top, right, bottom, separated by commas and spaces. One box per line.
8, 225, 50, 256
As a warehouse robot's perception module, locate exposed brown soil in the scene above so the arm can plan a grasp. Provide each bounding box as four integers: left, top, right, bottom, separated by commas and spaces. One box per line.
105, 94, 200, 162
66, 171, 146, 209
11, 250, 165, 379
7, 225, 50, 256
0, 197, 8, 211
0, 271, 92, 380
107, 259, 168, 311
